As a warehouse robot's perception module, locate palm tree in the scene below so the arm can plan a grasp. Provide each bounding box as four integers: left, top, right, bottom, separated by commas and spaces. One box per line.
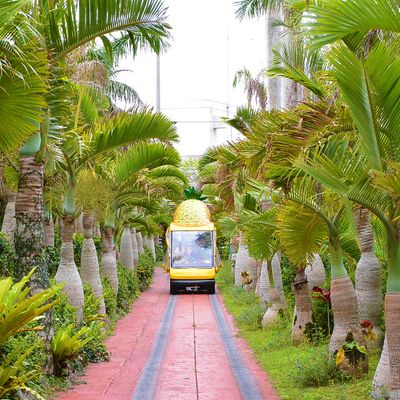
13, 0, 172, 291
300, 3, 400, 395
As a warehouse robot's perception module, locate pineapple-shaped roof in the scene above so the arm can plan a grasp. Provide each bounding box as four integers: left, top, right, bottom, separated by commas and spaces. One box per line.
173, 199, 211, 227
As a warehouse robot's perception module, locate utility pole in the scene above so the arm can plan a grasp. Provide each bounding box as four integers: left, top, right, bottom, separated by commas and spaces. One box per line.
156, 54, 161, 113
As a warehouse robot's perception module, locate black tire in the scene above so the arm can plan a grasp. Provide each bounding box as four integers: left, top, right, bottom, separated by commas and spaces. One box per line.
208, 282, 215, 295
170, 281, 178, 295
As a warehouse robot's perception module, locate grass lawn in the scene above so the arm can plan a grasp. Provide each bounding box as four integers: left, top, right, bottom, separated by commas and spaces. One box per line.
216, 262, 380, 400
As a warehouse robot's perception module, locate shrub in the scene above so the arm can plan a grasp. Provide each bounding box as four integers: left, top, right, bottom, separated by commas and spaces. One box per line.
81, 321, 109, 364
155, 244, 165, 262
101, 276, 118, 321
45, 245, 61, 278
236, 303, 265, 331
0, 232, 14, 277
290, 347, 350, 388
83, 284, 104, 323
117, 264, 139, 315
52, 290, 77, 332
135, 249, 155, 289
51, 324, 94, 376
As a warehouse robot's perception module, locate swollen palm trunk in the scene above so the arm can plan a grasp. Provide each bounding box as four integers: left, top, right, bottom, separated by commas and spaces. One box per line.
258, 261, 270, 304
354, 208, 383, 343
246, 256, 258, 290
272, 253, 286, 307
292, 269, 313, 345
55, 215, 84, 320
234, 239, 249, 286
14, 156, 49, 291
385, 293, 400, 399
329, 276, 362, 353
130, 228, 139, 267
1, 190, 16, 245
372, 334, 390, 398
120, 225, 133, 270
74, 213, 84, 235
149, 235, 156, 261
80, 214, 106, 315
305, 254, 326, 290
136, 231, 144, 254
101, 227, 118, 293
44, 217, 55, 247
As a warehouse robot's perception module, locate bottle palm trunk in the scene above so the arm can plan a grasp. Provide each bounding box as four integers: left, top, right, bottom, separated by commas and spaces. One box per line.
148, 235, 156, 261
14, 156, 49, 291
292, 268, 313, 345
305, 254, 326, 290
234, 238, 249, 286
74, 213, 84, 235
130, 228, 139, 267
101, 227, 118, 293
354, 208, 383, 343
80, 213, 106, 315
1, 190, 16, 245
136, 231, 144, 254
120, 225, 134, 270
372, 334, 390, 398
44, 217, 55, 247
55, 215, 84, 320
329, 276, 362, 353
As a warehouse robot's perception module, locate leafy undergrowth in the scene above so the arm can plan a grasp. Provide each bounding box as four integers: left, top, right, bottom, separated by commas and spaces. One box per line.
216, 262, 380, 400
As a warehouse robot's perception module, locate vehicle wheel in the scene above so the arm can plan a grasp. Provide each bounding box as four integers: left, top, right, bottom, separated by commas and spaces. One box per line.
208, 282, 215, 295
170, 281, 178, 295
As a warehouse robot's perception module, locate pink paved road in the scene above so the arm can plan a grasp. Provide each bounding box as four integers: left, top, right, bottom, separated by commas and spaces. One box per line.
56, 268, 279, 400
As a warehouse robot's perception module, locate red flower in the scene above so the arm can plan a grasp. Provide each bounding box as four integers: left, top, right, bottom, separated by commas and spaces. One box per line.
312, 286, 331, 303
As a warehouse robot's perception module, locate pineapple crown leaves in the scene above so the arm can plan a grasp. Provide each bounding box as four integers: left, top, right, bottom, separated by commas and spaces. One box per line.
184, 186, 207, 201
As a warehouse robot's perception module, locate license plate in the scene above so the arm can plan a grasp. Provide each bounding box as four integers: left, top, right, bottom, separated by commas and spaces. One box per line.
186, 285, 200, 292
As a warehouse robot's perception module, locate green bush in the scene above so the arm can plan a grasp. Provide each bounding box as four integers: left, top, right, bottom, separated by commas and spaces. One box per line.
290, 347, 350, 388
83, 284, 104, 322
236, 303, 265, 331
117, 264, 139, 314
53, 290, 77, 332
45, 245, 61, 278
0, 232, 14, 277
81, 321, 109, 364
101, 276, 118, 321
135, 249, 155, 289
155, 244, 165, 262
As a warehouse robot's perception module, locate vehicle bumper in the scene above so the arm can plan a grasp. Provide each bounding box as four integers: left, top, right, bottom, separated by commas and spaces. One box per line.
170, 279, 215, 292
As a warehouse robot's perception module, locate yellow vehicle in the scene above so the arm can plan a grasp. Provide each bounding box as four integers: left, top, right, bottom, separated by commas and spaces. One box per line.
165, 199, 221, 294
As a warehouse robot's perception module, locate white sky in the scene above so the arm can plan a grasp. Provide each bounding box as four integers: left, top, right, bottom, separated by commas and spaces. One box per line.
118, 0, 266, 156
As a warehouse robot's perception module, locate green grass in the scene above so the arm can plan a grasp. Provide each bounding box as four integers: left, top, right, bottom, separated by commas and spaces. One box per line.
216, 262, 380, 400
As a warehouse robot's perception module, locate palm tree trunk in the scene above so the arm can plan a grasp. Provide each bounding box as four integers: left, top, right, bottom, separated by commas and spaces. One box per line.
120, 225, 134, 270
255, 260, 263, 296
262, 258, 285, 329
130, 227, 139, 267
305, 254, 326, 290
385, 293, 400, 399
44, 217, 55, 247
272, 252, 286, 307
372, 334, 390, 399
266, 9, 282, 110
354, 208, 383, 344
329, 276, 362, 353
101, 227, 118, 293
14, 156, 49, 291
74, 213, 84, 235
1, 190, 16, 245
258, 260, 270, 304
234, 238, 249, 286
246, 256, 258, 290
55, 215, 84, 320
136, 231, 144, 254
149, 235, 156, 261
80, 213, 106, 315
292, 269, 312, 345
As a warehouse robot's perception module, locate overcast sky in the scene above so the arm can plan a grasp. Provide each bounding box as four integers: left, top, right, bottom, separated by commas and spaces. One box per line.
118, 0, 266, 155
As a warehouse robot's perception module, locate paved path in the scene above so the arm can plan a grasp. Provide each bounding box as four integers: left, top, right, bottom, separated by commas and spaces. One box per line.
56, 268, 279, 400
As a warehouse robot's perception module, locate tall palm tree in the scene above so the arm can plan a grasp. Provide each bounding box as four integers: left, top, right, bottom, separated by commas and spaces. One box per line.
13, 0, 172, 292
